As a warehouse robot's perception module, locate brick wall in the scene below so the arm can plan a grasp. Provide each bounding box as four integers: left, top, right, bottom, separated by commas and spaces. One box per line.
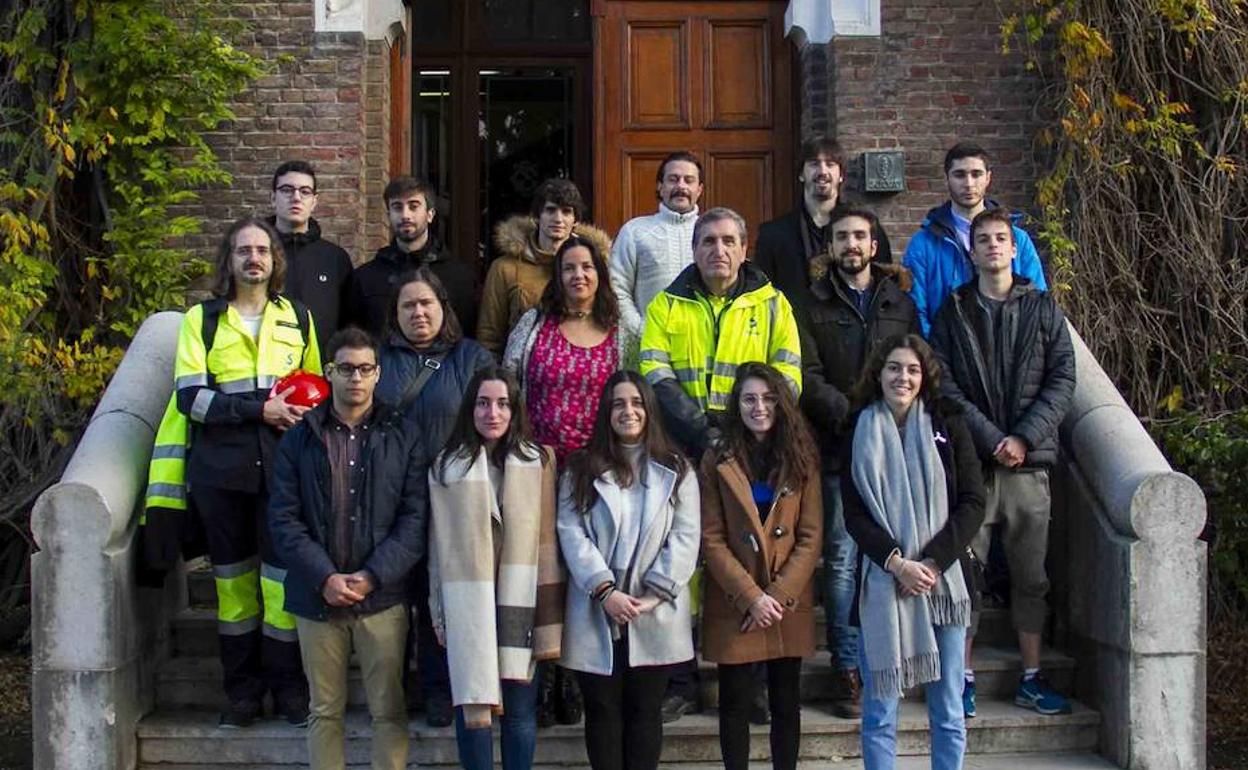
179, 1, 394, 263
799, 0, 1046, 254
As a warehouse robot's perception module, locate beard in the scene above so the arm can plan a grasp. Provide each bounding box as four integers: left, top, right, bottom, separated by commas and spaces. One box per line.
394, 224, 427, 244
836, 254, 870, 274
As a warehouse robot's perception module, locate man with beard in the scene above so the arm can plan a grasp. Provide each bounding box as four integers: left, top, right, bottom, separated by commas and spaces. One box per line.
798, 208, 918, 719
269, 160, 354, 352
903, 142, 1046, 336
754, 137, 892, 314
609, 151, 704, 338
163, 217, 321, 728
344, 176, 480, 338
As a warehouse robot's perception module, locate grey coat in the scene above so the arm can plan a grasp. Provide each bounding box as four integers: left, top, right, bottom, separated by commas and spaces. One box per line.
556, 460, 701, 675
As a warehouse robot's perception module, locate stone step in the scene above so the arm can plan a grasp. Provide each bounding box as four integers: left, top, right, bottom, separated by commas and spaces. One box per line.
137, 700, 1100, 766
141, 753, 1119, 770
156, 645, 1074, 711
173, 602, 1021, 658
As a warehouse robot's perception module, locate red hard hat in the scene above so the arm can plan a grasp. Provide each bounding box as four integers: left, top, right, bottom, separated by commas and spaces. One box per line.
271, 370, 331, 408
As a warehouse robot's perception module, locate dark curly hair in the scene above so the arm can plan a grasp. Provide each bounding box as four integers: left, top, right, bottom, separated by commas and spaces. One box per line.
719, 362, 818, 490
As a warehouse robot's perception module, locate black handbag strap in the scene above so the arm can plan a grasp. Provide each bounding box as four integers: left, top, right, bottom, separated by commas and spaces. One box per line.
398, 354, 446, 409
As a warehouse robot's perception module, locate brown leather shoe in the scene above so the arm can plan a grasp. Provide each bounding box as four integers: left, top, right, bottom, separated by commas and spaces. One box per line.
829, 668, 863, 719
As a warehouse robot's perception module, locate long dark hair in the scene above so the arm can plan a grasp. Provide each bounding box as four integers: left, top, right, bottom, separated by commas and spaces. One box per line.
538, 235, 620, 329
720, 362, 818, 490
387, 267, 463, 347
850, 333, 942, 411
565, 371, 688, 512
210, 217, 287, 301
434, 366, 543, 482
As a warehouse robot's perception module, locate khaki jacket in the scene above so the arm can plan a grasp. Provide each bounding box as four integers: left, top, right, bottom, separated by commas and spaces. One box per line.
699, 451, 823, 664
476, 215, 612, 353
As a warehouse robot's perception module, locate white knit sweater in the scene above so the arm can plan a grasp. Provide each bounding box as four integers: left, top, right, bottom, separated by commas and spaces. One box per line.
608, 204, 699, 338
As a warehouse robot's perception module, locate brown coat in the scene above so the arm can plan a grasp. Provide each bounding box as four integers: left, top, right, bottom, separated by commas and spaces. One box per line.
700, 452, 823, 664
476, 216, 613, 353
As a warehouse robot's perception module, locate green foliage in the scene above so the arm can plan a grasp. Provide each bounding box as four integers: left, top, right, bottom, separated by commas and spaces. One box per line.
1154, 410, 1248, 617
0, 1, 264, 536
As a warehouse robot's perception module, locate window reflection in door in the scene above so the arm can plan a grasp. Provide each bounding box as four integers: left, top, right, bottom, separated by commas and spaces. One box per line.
478, 68, 576, 256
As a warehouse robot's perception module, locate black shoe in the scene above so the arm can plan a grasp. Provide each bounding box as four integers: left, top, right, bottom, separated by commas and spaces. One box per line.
425, 692, 453, 728
748, 686, 771, 725
556, 667, 583, 725
660, 693, 698, 724
218, 700, 261, 729
536, 664, 558, 728
275, 694, 310, 728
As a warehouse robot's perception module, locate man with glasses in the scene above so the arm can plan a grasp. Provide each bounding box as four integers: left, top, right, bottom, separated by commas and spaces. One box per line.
270, 160, 354, 352
164, 217, 321, 728
270, 326, 427, 770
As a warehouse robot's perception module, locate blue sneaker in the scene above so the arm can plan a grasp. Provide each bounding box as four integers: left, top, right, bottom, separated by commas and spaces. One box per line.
1014, 673, 1072, 715
962, 679, 976, 718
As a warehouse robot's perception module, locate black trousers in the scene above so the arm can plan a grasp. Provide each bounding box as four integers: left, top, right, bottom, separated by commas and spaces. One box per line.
718, 657, 802, 770
410, 556, 451, 700
575, 637, 673, 770
191, 484, 305, 706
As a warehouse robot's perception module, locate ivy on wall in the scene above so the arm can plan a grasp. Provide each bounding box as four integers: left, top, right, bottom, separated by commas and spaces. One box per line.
0, 1, 264, 604
1003, 0, 1248, 615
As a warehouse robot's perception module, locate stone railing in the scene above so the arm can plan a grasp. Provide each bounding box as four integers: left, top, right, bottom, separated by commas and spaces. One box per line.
1054, 325, 1207, 769
31, 312, 185, 770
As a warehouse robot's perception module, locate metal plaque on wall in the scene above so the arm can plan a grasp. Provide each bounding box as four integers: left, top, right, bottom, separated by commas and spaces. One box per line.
862, 150, 905, 193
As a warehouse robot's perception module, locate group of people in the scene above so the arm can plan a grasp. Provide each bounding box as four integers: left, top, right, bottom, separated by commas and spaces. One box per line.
141, 137, 1077, 770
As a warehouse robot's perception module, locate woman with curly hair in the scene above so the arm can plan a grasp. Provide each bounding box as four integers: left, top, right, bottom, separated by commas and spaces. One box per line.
700, 362, 823, 770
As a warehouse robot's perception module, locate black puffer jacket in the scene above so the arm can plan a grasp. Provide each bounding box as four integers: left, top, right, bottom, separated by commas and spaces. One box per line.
929, 278, 1076, 468
343, 236, 480, 340
375, 334, 496, 457
841, 401, 986, 625
800, 261, 918, 469
268, 403, 427, 621
271, 217, 354, 351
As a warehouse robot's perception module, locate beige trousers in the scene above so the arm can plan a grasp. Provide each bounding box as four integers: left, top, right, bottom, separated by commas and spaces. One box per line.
296, 603, 409, 770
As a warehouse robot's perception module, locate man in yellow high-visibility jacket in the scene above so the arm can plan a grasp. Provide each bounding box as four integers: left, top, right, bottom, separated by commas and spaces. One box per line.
165, 217, 320, 728
639, 206, 803, 457
637, 206, 803, 724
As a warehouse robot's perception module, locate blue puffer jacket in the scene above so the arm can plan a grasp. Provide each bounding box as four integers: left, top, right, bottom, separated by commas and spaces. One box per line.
376, 334, 496, 458
903, 201, 1046, 336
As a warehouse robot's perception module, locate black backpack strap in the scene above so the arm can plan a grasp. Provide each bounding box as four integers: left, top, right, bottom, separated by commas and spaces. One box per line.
200, 298, 229, 357
286, 298, 312, 350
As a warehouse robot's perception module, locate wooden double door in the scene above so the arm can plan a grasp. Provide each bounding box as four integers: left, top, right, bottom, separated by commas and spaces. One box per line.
409, 0, 793, 258
594, 0, 794, 248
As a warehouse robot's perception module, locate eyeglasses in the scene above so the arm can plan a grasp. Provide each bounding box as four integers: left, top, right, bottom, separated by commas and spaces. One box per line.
276, 184, 317, 199
328, 363, 379, 378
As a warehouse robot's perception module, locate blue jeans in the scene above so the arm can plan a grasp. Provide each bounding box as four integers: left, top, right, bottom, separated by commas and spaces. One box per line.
822, 473, 859, 669
454, 674, 539, 770
859, 625, 966, 770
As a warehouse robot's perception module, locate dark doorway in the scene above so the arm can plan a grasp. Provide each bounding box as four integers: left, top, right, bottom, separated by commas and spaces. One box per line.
410, 1, 592, 269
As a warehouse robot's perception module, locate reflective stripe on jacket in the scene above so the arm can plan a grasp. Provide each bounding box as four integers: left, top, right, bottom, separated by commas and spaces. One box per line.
639, 261, 802, 415
174, 298, 320, 492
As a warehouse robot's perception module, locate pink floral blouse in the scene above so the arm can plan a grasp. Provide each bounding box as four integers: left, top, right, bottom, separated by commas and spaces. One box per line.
527, 315, 620, 461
